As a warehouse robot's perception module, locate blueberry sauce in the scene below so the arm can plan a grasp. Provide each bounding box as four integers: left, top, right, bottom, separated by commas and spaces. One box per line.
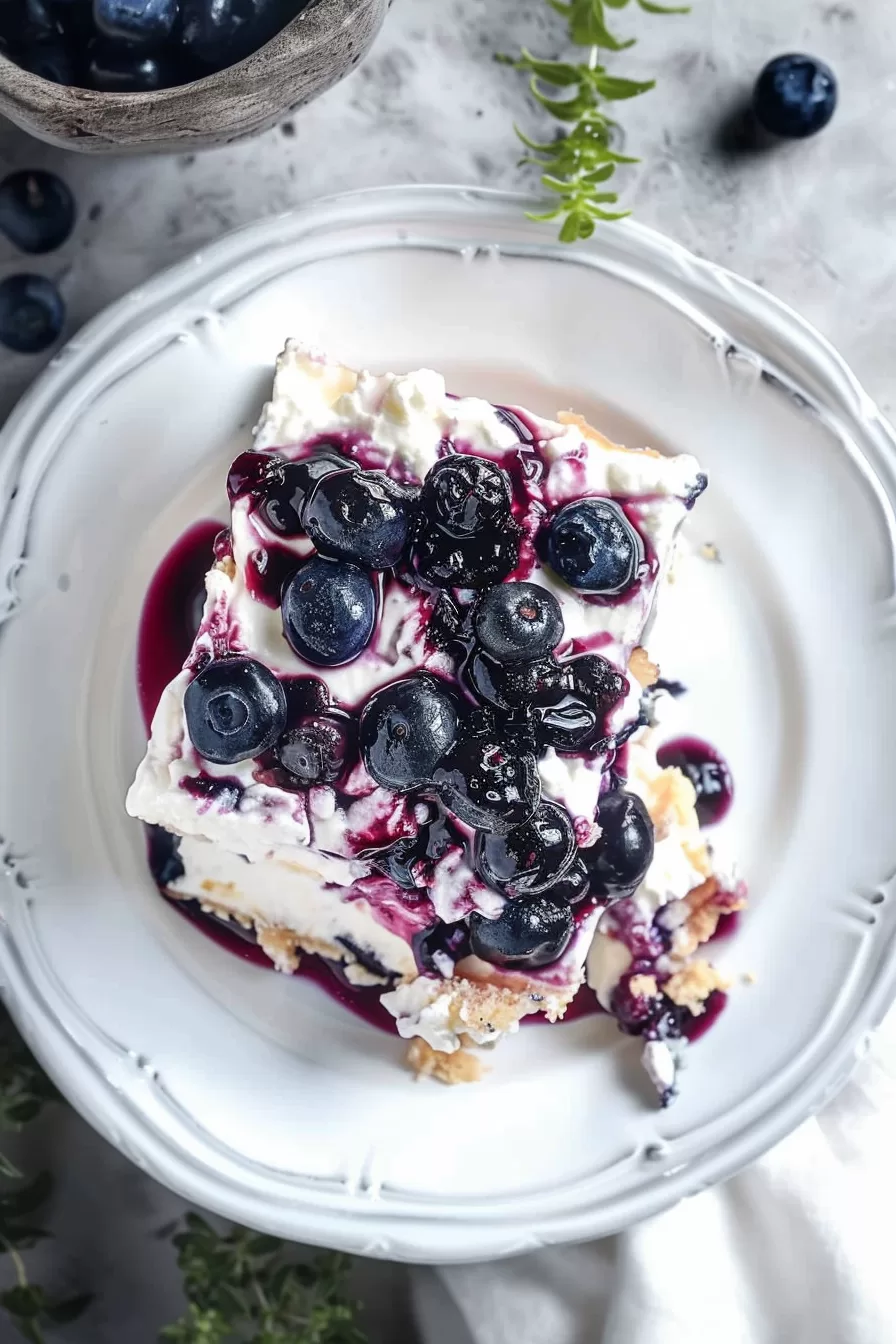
656, 736, 734, 827
136, 519, 223, 732
244, 541, 304, 609
680, 988, 727, 1041
171, 893, 397, 1033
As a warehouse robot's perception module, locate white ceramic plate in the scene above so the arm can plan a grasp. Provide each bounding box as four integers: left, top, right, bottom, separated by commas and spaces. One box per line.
1, 186, 896, 1264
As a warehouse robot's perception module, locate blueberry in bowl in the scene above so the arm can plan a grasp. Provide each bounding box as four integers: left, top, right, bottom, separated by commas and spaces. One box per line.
0, 0, 388, 154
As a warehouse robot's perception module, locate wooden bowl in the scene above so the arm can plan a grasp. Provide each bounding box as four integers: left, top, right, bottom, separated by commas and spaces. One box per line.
0, 0, 387, 154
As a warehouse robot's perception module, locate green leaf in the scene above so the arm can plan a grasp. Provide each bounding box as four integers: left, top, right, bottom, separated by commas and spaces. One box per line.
0, 1173, 52, 1219
43, 1293, 93, 1325
0, 1152, 22, 1180
592, 73, 656, 99
517, 50, 583, 85
559, 210, 590, 242
1, 1286, 44, 1319
530, 84, 596, 121
567, 0, 635, 50
638, 0, 690, 11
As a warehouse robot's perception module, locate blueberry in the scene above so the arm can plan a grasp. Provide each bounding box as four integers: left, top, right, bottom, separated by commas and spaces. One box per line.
567, 654, 629, 713
184, 656, 287, 765
0, 171, 75, 255
18, 38, 76, 85
94, 0, 178, 43
534, 697, 601, 752
474, 581, 563, 665
753, 54, 837, 139
546, 857, 590, 904
547, 499, 644, 595
260, 453, 348, 536
368, 811, 459, 891
226, 450, 283, 502
475, 801, 576, 897
359, 674, 458, 792
411, 523, 520, 591
181, 0, 301, 68
582, 790, 654, 898
87, 39, 169, 91
467, 650, 566, 711
0, 275, 64, 354
421, 455, 512, 537
432, 736, 540, 834
274, 712, 352, 786
469, 894, 573, 969
281, 556, 376, 667
303, 468, 417, 570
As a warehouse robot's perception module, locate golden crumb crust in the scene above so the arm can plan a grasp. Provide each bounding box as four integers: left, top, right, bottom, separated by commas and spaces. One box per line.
406, 1039, 484, 1084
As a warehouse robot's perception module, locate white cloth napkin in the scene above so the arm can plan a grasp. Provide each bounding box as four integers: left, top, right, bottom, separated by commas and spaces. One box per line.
413, 1011, 896, 1344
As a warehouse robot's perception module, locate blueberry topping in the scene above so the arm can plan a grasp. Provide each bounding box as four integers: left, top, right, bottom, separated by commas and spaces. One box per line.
567, 654, 628, 713
260, 454, 348, 536
226, 450, 282, 502
0, 171, 75, 255
359, 675, 458, 792
546, 857, 590, 904
303, 468, 417, 570
547, 499, 643, 595
281, 556, 376, 667
433, 736, 540, 834
467, 650, 566, 711
582, 789, 654, 898
274, 712, 352, 786
469, 894, 573, 969
411, 524, 520, 591
473, 581, 563, 665
94, 0, 178, 43
753, 54, 837, 140
0, 274, 64, 354
184, 656, 287, 765
421, 455, 512, 537
475, 801, 576, 897
368, 811, 459, 891
534, 698, 601, 752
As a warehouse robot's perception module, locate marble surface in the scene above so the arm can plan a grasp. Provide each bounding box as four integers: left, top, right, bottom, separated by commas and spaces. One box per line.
1, 0, 895, 1337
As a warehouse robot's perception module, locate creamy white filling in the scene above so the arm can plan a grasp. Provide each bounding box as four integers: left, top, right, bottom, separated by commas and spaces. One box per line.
169, 836, 420, 982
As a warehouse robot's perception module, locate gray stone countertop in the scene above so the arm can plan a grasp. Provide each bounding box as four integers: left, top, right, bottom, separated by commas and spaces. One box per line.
0, 0, 894, 1338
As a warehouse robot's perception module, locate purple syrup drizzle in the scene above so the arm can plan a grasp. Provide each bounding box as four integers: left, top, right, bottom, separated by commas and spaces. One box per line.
171, 895, 397, 1033
656, 735, 734, 827
680, 988, 727, 1041
137, 519, 223, 733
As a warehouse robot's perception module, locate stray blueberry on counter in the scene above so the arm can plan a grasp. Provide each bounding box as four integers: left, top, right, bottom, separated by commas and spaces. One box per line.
0, 274, 65, 354
753, 54, 837, 139
0, 171, 76, 255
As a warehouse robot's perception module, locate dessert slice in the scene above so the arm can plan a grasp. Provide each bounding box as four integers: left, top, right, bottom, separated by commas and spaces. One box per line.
127, 343, 738, 1103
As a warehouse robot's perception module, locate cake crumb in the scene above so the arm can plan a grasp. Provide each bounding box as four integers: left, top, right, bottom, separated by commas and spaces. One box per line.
407, 1038, 484, 1085
215, 555, 237, 580
629, 973, 659, 997
700, 542, 722, 563
742, 970, 757, 985
665, 961, 730, 1014
257, 926, 301, 974
630, 646, 659, 688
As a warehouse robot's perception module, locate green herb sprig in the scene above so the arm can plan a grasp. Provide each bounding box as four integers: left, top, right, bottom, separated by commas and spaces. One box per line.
162, 1213, 367, 1344
500, 0, 689, 241
0, 1013, 92, 1343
